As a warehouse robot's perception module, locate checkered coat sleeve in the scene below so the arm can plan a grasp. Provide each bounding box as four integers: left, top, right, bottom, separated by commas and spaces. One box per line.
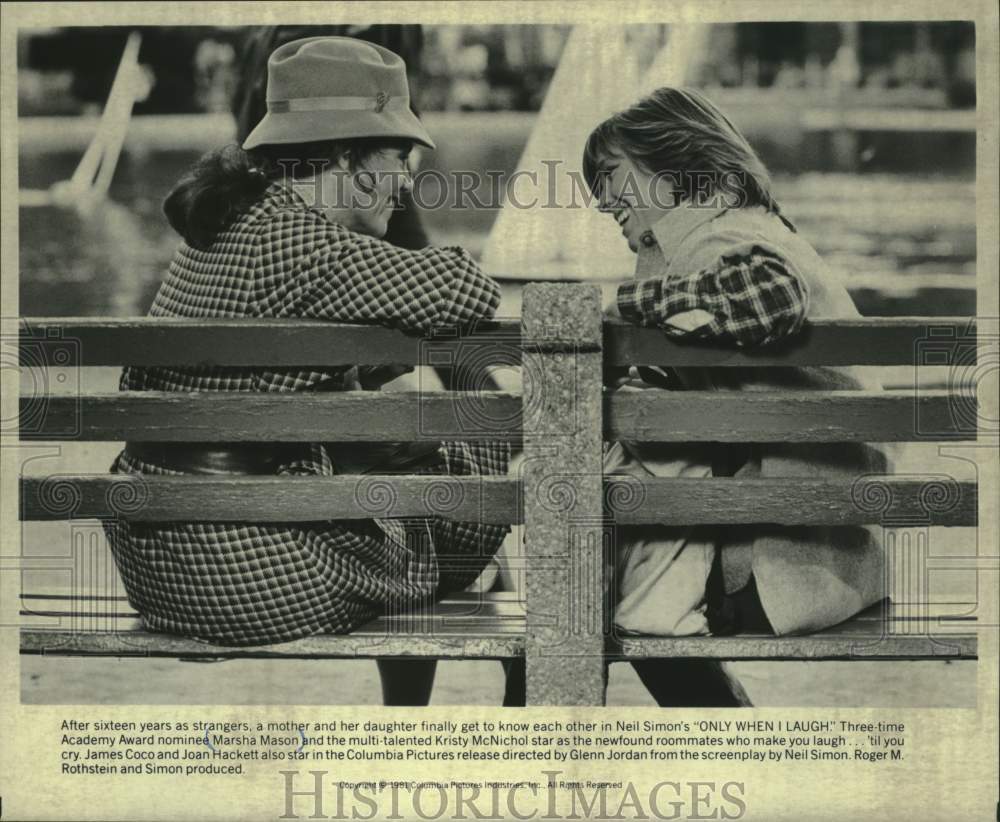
616, 244, 808, 347
254, 206, 500, 332
105, 184, 510, 646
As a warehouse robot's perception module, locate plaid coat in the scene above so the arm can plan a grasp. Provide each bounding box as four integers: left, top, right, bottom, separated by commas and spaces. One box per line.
104, 183, 510, 646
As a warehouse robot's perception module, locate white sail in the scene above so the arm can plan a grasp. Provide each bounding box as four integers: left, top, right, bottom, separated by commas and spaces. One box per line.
21, 31, 149, 212
637, 24, 710, 96
480, 26, 640, 281
481, 24, 712, 283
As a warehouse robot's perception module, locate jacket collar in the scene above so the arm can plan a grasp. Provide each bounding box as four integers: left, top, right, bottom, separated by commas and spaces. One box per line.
647, 203, 728, 270
256, 181, 348, 228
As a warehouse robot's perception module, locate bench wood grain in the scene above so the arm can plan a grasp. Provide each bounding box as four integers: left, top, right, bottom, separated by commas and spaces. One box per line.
617, 603, 977, 660
20, 591, 525, 659
21, 392, 521, 442
21, 593, 976, 661
20, 475, 975, 526
21, 390, 974, 442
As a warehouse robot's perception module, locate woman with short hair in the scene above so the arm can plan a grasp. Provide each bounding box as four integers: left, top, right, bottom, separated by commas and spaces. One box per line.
585, 87, 886, 706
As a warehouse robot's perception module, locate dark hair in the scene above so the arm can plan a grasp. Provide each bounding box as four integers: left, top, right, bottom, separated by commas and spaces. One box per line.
583, 87, 779, 213
163, 138, 412, 249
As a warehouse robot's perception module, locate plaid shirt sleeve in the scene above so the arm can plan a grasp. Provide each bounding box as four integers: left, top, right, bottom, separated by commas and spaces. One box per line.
616, 244, 809, 348
258, 212, 501, 333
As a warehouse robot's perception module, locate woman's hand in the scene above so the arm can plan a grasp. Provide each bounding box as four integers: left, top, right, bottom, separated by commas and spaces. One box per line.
602, 286, 623, 319
661, 308, 716, 337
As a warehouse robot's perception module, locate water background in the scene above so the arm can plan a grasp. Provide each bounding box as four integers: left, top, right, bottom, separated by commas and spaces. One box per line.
18, 113, 976, 319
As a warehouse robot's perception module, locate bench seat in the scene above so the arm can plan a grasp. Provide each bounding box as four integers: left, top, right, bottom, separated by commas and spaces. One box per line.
20, 591, 526, 660
21, 590, 975, 661
617, 606, 977, 660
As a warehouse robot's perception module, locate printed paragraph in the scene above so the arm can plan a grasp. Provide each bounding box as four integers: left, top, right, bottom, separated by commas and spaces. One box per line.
57, 716, 907, 773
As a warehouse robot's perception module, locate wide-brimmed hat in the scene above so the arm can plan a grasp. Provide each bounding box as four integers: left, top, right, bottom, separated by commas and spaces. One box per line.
243, 36, 435, 151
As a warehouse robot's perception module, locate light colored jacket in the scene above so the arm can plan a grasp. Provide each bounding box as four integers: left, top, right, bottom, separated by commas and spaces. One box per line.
632, 204, 887, 635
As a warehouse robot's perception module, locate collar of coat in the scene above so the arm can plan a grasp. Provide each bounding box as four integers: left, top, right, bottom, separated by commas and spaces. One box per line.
646, 203, 729, 269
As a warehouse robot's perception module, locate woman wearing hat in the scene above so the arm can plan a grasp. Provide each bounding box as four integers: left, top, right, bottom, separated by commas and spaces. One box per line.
103, 37, 510, 704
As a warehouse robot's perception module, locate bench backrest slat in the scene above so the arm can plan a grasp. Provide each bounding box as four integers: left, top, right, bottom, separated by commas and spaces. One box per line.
21, 390, 973, 442
19, 475, 976, 526
20, 475, 520, 523
607, 317, 977, 367
19, 317, 521, 367
609, 477, 977, 526
21, 316, 976, 367
607, 390, 975, 441
21, 392, 521, 442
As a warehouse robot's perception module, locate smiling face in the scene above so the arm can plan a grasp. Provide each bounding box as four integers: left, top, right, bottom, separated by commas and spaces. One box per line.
317, 144, 413, 238
594, 152, 678, 253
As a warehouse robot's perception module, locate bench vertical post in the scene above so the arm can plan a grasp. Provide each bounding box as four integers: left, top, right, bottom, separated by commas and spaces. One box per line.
521, 283, 606, 705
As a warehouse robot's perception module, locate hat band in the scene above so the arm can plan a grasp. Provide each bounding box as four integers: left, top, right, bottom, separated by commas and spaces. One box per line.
268, 94, 409, 114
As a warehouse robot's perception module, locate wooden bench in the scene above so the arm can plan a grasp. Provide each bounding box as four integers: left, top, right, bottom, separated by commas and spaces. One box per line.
17, 283, 980, 705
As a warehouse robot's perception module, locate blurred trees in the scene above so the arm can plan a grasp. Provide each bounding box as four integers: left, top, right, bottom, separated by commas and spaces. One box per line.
18, 22, 976, 117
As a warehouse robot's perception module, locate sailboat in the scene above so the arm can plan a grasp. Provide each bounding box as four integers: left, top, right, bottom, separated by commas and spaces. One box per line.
480, 26, 638, 285
20, 31, 150, 214
480, 23, 710, 291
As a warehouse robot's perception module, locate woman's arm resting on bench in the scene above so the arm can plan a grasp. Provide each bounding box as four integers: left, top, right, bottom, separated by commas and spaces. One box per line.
615, 243, 809, 348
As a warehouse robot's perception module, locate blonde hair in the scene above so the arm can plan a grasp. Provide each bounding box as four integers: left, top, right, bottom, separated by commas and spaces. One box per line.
583, 87, 780, 214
